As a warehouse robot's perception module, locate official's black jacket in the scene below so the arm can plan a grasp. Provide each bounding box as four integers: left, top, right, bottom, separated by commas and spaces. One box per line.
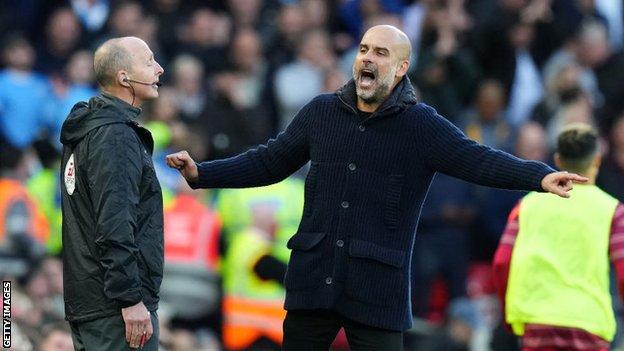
60, 94, 164, 323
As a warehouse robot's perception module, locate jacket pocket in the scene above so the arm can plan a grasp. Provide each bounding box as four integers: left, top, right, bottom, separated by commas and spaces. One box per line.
284, 232, 326, 290
384, 175, 404, 230
345, 240, 406, 306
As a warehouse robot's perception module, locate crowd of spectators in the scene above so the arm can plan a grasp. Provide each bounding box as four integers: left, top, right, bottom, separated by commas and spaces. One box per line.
2, 0, 624, 350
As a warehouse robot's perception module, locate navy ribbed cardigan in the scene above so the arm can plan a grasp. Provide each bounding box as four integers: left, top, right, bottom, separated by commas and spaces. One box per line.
191, 77, 555, 331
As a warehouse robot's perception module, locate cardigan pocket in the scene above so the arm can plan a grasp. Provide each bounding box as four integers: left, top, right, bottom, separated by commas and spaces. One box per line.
345, 239, 406, 307
284, 232, 327, 290
384, 174, 404, 230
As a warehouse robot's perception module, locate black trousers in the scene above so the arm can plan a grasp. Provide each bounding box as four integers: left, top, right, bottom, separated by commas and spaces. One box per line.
282, 309, 403, 351
69, 311, 159, 351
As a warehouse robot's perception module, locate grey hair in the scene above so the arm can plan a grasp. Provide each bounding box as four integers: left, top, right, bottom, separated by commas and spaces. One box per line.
93, 38, 134, 87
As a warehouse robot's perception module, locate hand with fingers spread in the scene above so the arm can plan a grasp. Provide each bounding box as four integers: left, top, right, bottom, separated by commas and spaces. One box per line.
122, 301, 153, 349
165, 150, 199, 182
540, 171, 589, 198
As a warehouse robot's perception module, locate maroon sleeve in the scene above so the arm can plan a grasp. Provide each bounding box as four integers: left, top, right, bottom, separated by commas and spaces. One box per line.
608, 203, 624, 301
493, 202, 521, 331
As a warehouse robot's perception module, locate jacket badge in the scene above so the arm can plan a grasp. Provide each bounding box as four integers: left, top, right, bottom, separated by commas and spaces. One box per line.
64, 153, 76, 195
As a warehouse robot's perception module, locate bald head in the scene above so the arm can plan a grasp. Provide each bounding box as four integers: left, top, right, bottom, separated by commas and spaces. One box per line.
353, 24, 412, 110
93, 36, 146, 87
362, 25, 411, 62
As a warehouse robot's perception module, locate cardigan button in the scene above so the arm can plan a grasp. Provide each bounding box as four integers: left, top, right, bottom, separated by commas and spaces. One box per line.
358, 125, 365, 132
341, 201, 349, 208
325, 277, 333, 285
348, 163, 356, 171
336, 240, 344, 247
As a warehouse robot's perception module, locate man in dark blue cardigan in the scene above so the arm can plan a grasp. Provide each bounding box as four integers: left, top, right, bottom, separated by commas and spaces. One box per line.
167, 25, 586, 350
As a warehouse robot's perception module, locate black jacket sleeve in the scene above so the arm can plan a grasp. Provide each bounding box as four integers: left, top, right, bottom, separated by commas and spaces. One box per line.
190, 98, 313, 189
87, 123, 143, 308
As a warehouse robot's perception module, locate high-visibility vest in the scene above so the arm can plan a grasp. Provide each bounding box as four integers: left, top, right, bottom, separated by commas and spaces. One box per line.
506, 185, 619, 341
164, 194, 220, 269
0, 178, 49, 246
222, 228, 286, 350
27, 168, 62, 254
215, 177, 304, 262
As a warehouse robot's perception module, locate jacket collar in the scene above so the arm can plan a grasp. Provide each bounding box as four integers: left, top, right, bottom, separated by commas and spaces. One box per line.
336, 76, 418, 118
100, 93, 142, 121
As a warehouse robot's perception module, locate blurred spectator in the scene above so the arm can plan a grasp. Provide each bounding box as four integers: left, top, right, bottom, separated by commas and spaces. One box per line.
417, 298, 478, 351
229, 28, 271, 115
151, 0, 188, 62
503, 18, 544, 126
35, 7, 82, 77
160, 181, 221, 329
222, 202, 287, 351
0, 143, 48, 278
195, 70, 271, 161
413, 3, 480, 121
101, 0, 144, 40
37, 323, 73, 351
542, 20, 606, 109
531, 60, 584, 128
301, 0, 330, 31
216, 177, 304, 264
0, 35, 51, 148
178, 7, 231, 75
70, 0, 110, 35
460, 79, 515, 152
170, 54, 207, 122
546, 87, 594, 148
44, 50, 97, 148
27, 140, 63, 255
227, 0, 265, 29
470, 122, 549, 260
274, 29, 336, 127
190, 28, 274, 160
412, 173, 475, 318
598, 114, 624, 201
515, 121, 550, 162
264, 4, 306, 69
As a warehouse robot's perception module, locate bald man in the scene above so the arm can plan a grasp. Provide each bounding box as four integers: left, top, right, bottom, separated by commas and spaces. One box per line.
60, 37, 164, 351
168, 25, 585, 350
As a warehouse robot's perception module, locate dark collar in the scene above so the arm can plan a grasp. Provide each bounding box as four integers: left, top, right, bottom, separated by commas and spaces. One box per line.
336, 76, 418, 117
100, 92, 142, 121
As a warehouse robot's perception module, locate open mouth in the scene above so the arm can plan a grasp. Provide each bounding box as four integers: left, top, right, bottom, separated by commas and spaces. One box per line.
359, 69, 376, 88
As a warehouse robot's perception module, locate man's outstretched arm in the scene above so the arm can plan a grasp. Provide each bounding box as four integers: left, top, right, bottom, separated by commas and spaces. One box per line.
167, 99, 314, 189
418, 105, 587, 197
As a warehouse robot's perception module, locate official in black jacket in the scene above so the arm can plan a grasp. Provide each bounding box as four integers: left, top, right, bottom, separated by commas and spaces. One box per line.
60, 37, 164, 351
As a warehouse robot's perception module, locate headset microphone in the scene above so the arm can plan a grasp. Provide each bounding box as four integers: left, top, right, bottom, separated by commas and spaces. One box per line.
125, 78, 162, 87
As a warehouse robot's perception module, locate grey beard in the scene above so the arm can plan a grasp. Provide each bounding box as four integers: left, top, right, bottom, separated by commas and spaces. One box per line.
355, 79, 392, 104
353, 65, 396, 105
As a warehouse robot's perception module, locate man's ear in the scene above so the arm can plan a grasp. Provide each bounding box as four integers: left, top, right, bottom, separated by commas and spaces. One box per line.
118, 70, 130, 87
396, 59, 409, 78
